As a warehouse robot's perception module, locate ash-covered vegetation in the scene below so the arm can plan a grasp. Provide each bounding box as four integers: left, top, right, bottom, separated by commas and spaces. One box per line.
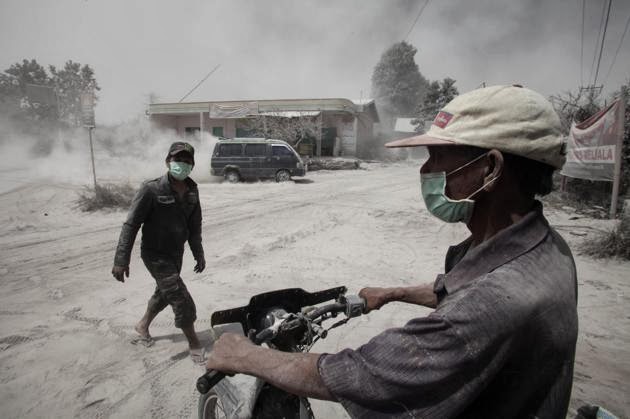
76, 183, 136, 212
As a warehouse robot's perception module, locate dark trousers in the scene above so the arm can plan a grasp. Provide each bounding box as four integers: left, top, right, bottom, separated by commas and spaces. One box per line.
142, 256, 197, 328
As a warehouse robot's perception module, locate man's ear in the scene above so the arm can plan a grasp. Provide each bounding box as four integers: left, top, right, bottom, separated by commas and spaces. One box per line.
165, 157, 171, 168
483, 149, 504, 191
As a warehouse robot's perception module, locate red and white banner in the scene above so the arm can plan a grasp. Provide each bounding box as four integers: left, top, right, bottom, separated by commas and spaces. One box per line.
561, 99, 625, 181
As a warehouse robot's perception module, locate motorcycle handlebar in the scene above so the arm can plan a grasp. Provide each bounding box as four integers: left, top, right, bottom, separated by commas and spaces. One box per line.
196, 295, 366, 394
196, 370, 226, 395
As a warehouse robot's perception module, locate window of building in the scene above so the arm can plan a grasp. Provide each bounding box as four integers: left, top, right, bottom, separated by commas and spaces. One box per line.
236, 127, 256, 137
218, 143, 243, 156
244, 144, 267, 156
185, 127, 200, 136
212, 127, 224, 137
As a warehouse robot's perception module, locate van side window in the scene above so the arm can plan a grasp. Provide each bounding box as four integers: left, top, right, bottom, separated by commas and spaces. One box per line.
245, 144, 267, 156
219, 144, 243, 156
272, 145, 294, 157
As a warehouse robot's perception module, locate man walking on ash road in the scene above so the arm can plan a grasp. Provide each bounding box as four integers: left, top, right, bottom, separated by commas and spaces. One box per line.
206, 85, 579, 417
112, 141, 206, 364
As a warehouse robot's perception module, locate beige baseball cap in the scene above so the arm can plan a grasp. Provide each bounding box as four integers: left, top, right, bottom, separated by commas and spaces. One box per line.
385, 85, 566, 169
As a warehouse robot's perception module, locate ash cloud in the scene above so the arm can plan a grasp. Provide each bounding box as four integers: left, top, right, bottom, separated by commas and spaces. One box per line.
0, 1, 628, 123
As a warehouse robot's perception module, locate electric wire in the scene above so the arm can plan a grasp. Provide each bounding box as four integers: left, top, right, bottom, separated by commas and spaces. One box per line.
404, 0, 430, 41
178, 64, 221, 103
593, 0, 613, 86
580, 0, 586, 86
589, 0, 609, 85
602, 12, 630, 86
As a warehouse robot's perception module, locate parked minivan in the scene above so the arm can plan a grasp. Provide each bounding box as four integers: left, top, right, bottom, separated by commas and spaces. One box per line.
210, 138, 307, 183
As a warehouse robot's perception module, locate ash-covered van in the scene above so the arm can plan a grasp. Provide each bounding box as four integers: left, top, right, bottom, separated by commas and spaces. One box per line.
210, 138, 307, 183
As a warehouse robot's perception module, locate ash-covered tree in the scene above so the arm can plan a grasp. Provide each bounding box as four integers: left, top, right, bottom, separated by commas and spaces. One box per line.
4, 59, 51, 89
371, 41, 429, 124
0, 73, 21, 116
49, 60, 100, 126
550, 88, 602, 133
1, 59, 56, 121
244, 112, 321, 148
1, 59, 100, 126
413, 77, 458, 132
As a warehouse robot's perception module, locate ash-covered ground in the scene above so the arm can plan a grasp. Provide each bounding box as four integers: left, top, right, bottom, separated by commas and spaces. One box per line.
0, 155, 628, 418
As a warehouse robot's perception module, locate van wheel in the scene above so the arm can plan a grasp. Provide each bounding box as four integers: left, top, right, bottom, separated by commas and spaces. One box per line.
224, 171, 240, 183
275, 170, 291, 182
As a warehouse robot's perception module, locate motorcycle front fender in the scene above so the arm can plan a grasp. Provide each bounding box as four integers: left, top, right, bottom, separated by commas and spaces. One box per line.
213, 374, 266, 419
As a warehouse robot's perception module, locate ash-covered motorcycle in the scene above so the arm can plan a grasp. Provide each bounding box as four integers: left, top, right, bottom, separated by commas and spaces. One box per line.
196, 286, 366, 419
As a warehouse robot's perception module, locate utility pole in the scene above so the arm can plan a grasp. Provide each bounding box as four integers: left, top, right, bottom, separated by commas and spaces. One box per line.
81, 89, 97, 189
88, 126, 97, 190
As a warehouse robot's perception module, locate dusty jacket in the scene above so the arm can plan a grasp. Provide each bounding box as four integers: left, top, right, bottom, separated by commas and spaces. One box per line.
114, 173, 204, 267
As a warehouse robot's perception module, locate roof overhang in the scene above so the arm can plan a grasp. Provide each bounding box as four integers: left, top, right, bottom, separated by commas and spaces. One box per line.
259, 111, 321, 118
148, 98, 378, 121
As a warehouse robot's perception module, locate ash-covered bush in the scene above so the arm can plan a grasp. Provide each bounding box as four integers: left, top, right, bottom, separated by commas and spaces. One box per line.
77, 183, 136, 212
581, 214, 630, 260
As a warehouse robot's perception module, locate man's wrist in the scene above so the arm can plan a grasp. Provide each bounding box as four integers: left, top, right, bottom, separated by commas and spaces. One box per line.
233, 342, 263, 375
390, 287, 406, 303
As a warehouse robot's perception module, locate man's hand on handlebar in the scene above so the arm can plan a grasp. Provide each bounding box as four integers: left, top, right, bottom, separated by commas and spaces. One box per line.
358, 287, 401, 312
206, 332, 256, 374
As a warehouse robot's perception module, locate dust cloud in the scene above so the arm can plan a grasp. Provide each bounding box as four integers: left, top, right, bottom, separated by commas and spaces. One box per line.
0, 116, 219, 194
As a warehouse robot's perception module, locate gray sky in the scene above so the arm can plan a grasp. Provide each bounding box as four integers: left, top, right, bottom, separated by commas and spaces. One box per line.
1, 0, 629, 124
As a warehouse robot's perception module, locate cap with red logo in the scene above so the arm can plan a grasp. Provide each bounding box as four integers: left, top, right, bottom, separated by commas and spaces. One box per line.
385, 84, 566, 169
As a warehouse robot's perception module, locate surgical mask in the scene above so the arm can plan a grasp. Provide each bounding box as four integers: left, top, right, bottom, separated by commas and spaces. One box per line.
169, 161, 193, 180
420, 153, 499, 223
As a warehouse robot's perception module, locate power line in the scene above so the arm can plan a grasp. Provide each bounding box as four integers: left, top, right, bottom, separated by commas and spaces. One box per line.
580, 0, 585, 86
593, 0, 613, 86
603, 12, 630, 86
404, 0, 430, 41
589, 0, 609, 85
178, 64, 221, 103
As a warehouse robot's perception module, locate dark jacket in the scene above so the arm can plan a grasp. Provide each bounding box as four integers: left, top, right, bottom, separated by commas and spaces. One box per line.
114, 173, 204, 267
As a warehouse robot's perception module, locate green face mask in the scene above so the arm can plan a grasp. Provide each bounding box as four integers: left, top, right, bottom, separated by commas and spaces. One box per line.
169, 161, 193, 180
420, 153, 498, 224
420, 172, 476, 223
